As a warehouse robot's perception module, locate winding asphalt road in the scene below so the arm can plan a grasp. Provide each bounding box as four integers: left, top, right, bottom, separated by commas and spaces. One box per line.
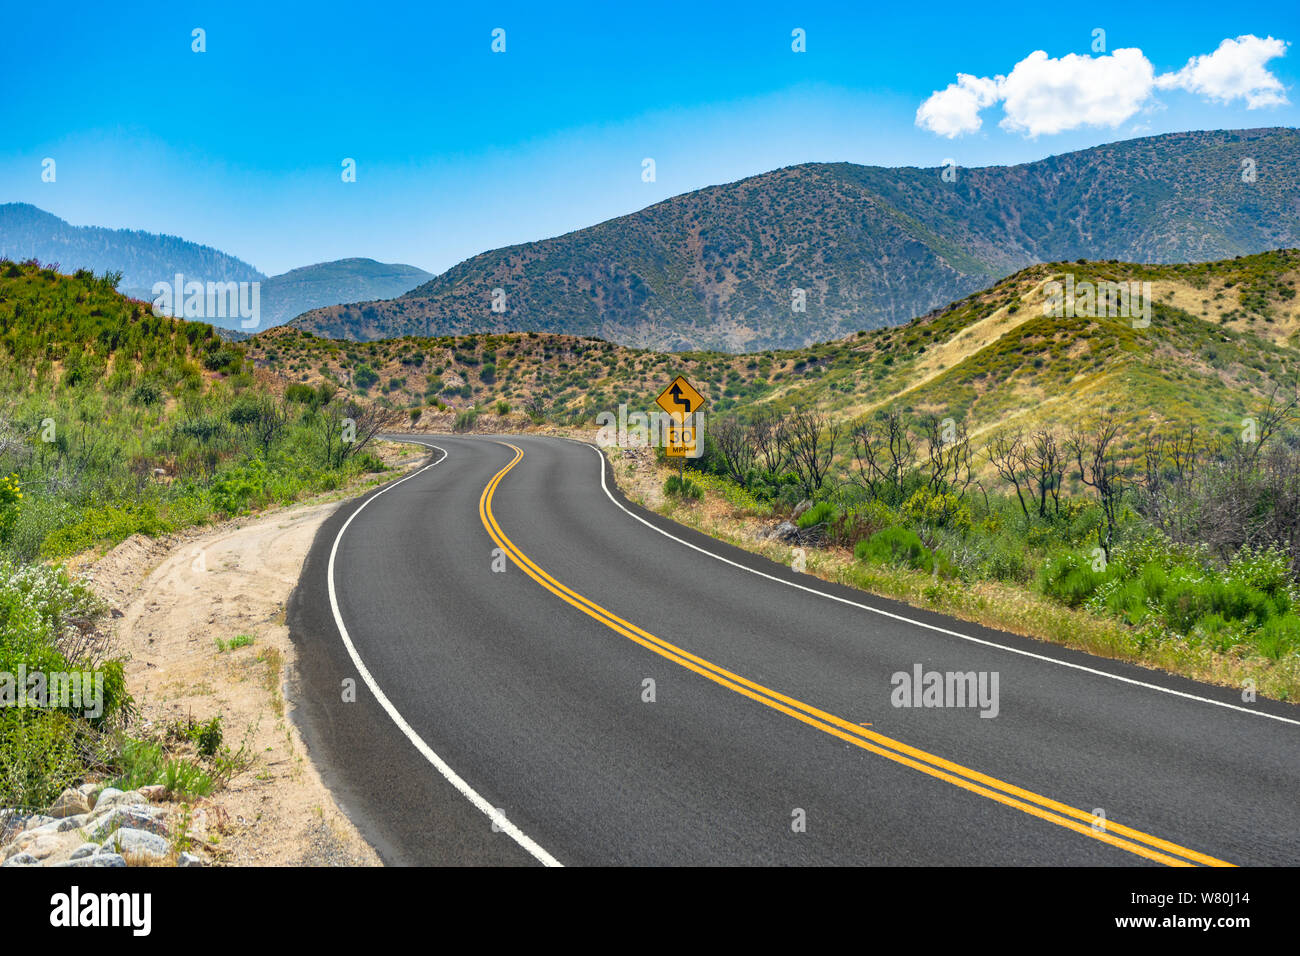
286, 434, 1300, 866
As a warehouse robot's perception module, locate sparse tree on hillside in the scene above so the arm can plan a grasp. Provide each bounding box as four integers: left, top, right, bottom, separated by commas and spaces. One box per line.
786, 409, 840, 498
712, 415, 757, 487
849, 410, 914, 503
1067, 417, 1126, 561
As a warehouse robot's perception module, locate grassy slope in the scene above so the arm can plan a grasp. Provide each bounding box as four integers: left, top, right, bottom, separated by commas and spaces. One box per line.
251, 250, 1300, 447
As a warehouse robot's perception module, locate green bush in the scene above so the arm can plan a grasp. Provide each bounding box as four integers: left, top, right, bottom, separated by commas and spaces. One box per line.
453, 407, 479, 432
130, 381, 163, 406
210, 459, 270, 515
1256, 614, 1300, 659
353, 364, 379, 391
796, 501, 836, 529
855, 526, 934, 572
899, 488, 972, 535
0, 710, 86, 809
1041, 551, 1112, 608
664, 473, 703, 499
985, 537, 1031, 583
284, 382, 316, 405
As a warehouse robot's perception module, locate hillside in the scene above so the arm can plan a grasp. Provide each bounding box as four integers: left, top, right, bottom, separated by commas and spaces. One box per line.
0, 205, 431, 332
253, 250, 1300, 449
0, 203, 263, 296
257, 258, 432, 327
290, 128, 1300, 352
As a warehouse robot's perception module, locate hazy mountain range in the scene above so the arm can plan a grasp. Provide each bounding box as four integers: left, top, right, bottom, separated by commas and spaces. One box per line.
0, 203, 431, 332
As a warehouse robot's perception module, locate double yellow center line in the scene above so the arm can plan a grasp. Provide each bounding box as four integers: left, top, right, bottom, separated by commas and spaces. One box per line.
478, 442, 1234, 867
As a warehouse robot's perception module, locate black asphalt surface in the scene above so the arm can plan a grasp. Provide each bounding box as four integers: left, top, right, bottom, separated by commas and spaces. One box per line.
286, 434, 1300, 866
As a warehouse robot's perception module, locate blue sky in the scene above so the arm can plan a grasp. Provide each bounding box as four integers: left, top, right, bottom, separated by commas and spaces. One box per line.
3, 1, 1298, 276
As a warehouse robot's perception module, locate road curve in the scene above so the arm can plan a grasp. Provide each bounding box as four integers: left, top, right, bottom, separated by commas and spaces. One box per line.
286, 434, 1300, 866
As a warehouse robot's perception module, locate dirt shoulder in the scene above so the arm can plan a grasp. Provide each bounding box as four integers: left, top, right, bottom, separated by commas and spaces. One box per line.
70, 441, 428, 866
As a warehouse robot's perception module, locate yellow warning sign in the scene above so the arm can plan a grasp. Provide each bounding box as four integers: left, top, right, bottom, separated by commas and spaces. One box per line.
655, 376, 705, 421
665, 421, 698, 457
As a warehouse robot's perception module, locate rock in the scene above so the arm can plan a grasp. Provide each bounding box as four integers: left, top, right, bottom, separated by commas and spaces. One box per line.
6, 830, 78, 861
93, 788, 145, 812
102, 827, 169, 860
767, 520, 801, 543
53, 814, 89, 833
1, 853, 39, 867
69, 842, 99, 860
138, 785, 169, 803
48, 788, 92, 819
55, 853, 126, 868
22, 814, 55, 831
92, 787, 125, 811
177, 851, 204, 867
76, 782, 104, 802
791, 500, 813, 519
84, 806, 170, 841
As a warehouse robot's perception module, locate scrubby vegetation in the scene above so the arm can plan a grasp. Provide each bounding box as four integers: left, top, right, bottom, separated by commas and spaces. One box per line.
680, 391, 1300, 691
0, 260, 397, 808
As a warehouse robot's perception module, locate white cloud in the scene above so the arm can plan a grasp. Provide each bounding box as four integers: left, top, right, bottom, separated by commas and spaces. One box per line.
1156, 35, 1290, 108
914, 73, 1003, 138
998, 48, 1156, 137
916, 34, 1290, 138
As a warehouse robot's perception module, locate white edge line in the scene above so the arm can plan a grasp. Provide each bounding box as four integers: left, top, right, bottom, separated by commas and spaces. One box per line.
326, 441, 562, 867
562, 437, 1300, 729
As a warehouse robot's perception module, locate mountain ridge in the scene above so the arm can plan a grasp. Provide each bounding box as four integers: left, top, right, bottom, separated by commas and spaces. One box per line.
290, 127, 1300, 352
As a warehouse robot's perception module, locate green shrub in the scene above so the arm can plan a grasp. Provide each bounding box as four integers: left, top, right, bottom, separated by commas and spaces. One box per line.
1041, 551, 1110, 608
900, 488, 972, 535
985, 537, 1031, 583
284, 382, 316, 404
162, 758, 212, 799
0, 710, 86, 809
453, 408, 479, 432
1256, 614, 1300, 659
0, 473, 21, 546
855, 526, 933, 572
210, 459, 270, 515
353, 364, 379, 391
796, 501, 836, 529
130, 381, 163, 406
664, 473, 703, 499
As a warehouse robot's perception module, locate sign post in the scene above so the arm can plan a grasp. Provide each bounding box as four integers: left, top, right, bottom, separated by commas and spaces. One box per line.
655, 376, 706, 473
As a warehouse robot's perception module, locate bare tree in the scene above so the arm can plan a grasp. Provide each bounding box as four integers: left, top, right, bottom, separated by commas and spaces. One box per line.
920, 414, 976, 499
712, 415, 757, 487
1067, 417, 1126, 560
750, 407, 789, 478
850, 410, 914, 503
320, 397, 397, 468
786, 409, 840, 498
986, 431, 1032, 518
250, 399, 289, 457
1241, 378, 1299, 465
1026, 428, 1066, 517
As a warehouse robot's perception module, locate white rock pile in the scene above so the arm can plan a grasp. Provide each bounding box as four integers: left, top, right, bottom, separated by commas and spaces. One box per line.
1, 784, 207, 868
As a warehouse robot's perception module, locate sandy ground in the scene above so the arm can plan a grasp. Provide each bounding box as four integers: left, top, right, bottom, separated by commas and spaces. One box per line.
71, 443, 426, 866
